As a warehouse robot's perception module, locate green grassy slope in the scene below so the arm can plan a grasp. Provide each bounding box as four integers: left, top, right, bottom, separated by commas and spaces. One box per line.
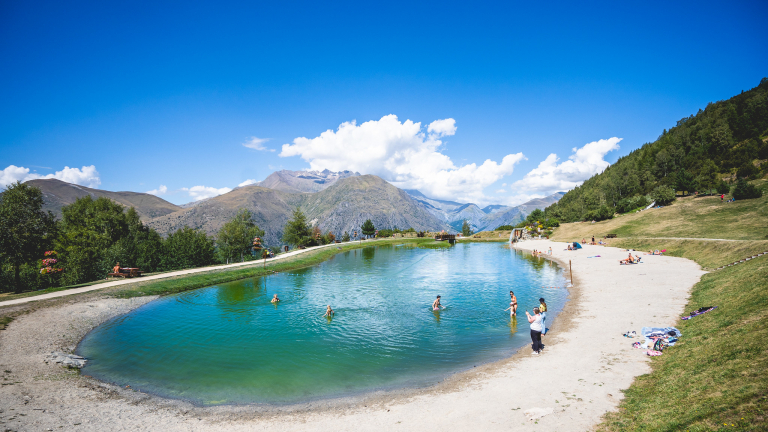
551, 194, 768, 431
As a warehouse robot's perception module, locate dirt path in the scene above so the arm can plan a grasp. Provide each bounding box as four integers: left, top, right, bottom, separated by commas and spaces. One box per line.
0, 241, 349, 308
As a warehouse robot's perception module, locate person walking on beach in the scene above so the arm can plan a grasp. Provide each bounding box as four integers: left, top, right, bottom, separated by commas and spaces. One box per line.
432, 295, 443, 311
509, 291, 518, 316
526, 307, 544, 355
539, 298, 548, 335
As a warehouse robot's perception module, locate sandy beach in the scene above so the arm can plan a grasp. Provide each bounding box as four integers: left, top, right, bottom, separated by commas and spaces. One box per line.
0, 240, 705, 431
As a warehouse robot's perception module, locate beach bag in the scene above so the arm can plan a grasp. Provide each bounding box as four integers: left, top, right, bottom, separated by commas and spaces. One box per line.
653, 339, 669, 351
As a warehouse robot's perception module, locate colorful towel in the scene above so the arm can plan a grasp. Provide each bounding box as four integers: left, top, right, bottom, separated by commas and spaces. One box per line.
682, 306, 717, 320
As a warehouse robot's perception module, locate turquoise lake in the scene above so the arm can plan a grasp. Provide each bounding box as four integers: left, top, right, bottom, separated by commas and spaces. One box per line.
77, 243, 568, 405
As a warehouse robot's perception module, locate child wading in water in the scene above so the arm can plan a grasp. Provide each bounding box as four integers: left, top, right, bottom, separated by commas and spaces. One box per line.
324, 305, 334, 317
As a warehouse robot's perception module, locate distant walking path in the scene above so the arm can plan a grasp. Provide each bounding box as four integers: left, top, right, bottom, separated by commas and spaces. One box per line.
0, 241, 351, 308
629, 237, 756, 242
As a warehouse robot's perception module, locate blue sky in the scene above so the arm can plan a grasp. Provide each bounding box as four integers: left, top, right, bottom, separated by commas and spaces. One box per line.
2, 0, 767, 205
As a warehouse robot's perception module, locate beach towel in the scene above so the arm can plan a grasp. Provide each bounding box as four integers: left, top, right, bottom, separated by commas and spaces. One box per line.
646, 350, 663, 356
588, 255, 601, 258
641, 327, 681, 338
682, 306, 717, 320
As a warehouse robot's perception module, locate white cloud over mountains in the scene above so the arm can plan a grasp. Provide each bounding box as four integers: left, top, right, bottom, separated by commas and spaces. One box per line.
505, 137, 621, 204
242, 136, 274, 151
146, 185, 168, 196
1, 165, 101, 189
280, 115, 524, 204
181, 185, 232, 201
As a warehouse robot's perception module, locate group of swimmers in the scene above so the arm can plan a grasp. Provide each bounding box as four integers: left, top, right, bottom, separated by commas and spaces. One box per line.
271, 294, 335, 317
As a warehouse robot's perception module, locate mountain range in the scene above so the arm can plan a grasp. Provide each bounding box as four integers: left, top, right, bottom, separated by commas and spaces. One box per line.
25, 169, 563, 245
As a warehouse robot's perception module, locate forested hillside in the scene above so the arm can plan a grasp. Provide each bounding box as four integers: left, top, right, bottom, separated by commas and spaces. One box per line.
545, 78, 768, 222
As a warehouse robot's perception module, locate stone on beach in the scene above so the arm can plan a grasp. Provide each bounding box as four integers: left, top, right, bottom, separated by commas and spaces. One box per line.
45, 351, 87, 368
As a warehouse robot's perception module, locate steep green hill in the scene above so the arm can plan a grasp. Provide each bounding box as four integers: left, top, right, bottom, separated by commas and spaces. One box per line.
546, 78, 768, 222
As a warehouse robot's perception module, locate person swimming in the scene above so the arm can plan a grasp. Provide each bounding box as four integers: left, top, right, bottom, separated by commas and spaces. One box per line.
432, 295, 443, 311
324, 305, 334, 317
271, 294, 280, 303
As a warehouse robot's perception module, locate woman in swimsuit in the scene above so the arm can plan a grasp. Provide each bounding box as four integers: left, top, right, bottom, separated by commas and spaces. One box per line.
324, 305, 334, 317
271, 294, 280, 303
509, 291, 518, 316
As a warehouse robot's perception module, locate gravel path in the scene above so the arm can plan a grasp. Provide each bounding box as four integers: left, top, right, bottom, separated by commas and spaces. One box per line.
0, 241, 350, 308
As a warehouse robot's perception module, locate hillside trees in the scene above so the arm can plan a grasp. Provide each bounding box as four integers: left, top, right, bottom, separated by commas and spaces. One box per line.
217, 209, 264, 263
160, 226, 217, 270
282, 208, 312, 247
0, 182, 57, 292
544, 77, 768, 222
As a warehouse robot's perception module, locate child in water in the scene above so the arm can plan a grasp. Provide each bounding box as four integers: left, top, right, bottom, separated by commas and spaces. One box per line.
271, 294, 280, 303
324, 305, 334, 317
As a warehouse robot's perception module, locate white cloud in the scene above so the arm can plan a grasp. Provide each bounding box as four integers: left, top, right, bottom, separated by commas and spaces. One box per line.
427, 118, 457, 137
279, 115, 524, 204
510, 137, 621, 198
146, 185, 168, 196
181, 185, 232, 201
1, 165, 101, 189
238, 179, 258, 187
502, 183, 507, 187
495, 189, 506, 193
242, 136, 274, 151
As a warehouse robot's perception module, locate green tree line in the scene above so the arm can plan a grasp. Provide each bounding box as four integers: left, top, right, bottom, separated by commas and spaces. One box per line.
545, 78, 768, 222
0, 182, 267, 293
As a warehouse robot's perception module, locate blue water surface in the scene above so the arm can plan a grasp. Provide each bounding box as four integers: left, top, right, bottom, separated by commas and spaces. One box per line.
78, 243, 567, 405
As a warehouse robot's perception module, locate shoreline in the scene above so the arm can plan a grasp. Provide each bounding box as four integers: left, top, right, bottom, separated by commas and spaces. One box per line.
71, 242, 572, 409
0, 240, 704, 431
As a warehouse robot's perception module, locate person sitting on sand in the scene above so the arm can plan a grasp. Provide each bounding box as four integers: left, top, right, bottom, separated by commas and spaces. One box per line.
112, 262, 121, 273
432, 295, 443, 311
509, 291, 518, 316
567, 244, 572, 251
271, 294, 280, 303
620, 252, 633, 264
324, 305, 334, 317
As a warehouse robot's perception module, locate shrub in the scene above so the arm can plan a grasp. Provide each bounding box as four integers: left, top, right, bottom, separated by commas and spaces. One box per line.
716, 180, 730, 195
737, 163, 759, 179
651, 185, 676, 205
495, 225, 514, 231
543, 218, 560, 228
731, 178, 763, 200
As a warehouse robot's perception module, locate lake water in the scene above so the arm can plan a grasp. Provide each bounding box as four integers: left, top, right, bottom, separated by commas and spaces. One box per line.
77, 243, 568, 405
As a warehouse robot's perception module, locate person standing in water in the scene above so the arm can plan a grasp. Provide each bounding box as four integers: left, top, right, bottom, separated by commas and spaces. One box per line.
432, 295, 443, 311
324, 305, 334, 317
526, 307, 544, 355
539, 298, 548, 335
509, 291, 518, 316
270, 294, 280, 303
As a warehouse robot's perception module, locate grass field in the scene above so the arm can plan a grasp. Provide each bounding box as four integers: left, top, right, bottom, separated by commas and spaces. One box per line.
550, 186, 768, 242
548, 190, 768, 431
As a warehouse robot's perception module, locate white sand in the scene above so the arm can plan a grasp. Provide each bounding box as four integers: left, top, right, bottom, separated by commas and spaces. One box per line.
0, 240, 705, 431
